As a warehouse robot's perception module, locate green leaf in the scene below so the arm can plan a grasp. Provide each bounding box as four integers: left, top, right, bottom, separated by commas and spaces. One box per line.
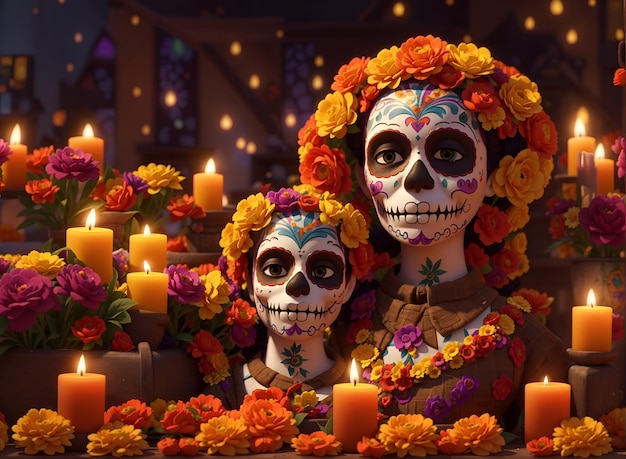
321, 417, 333, 434
293, 412, 308, 426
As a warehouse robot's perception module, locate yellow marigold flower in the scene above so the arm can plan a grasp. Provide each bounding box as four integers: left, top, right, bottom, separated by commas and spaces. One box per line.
600, 407, 626, 449
203, 367, 230, 386
479, 324, 496, 336
197, 270, 231, 320
314, 91, 358, 139
340, 203, 368, 249
12, 408, 75, 455
442, 341, 460, 361
449, 354, 465, 370
298, 141, 315, 162
232, 193, 275, 232
195, 414, 250, 456
553, 416, 613, 457
293, 390, 319, 409
87, 421, 149, 457
391, 361, 405, 381
318, 198, 346, 227
492, 149, 545, 207
410, 361, 427, 379
15, 250, 65, 278
1, 253, 21, 265
351, 343, 380, 368
355, 328, 371, 344
0, 418, 8, 451
370, 363, 384, 381
220, 222, 254, 261
564, 207, 580, 229
367, 46, 408, 90
506, 205, 530, 232
507, 232, 528, 255
478, 106, 506, 131
426, 363, 441, 379
378, 413, 439, 457
447, 42, 494, 78
498, 74, 543, 121
291, 431, 342, 456
498, 314, 515, 335
447, 413, 505, 456
507, 295, 532, 313
133, 163, 184, 195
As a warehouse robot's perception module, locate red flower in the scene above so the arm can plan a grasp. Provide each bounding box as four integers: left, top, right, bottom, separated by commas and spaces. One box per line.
492, 374, 513, 401
357, 436, 386, 457
157, 438, 179, 456
349, 241, 375, 280
161, 401, 200, 435
25, 178, 59, 204
500, 304, 525, 325
508, 337, 527, 367
519, 111, 558, 159
461, 81, 500, 114
104, 399, 153, 429
526, 436, 555, 456
186, 329, 224, 358
430, 64, 464, 90
474, 205, 511, 246
465, 242, 489, 271
491, 248, 520, 278
496, 109, 517, 139
71, 316, 106, 344
613, 68, 626, 86
100, 181, 137, 212
548, 214, 565, 240
299, 144, 352, 195
437, 429, 468, 454
298, 194, 319, 212
111, 330, 135, 351
177, 438, 200, 456
512, 287, 553, 318
346, 319, 372, 344
167, 193, 206, 222
483, 312, 501, 327
224, 298, 257, 328
297, 114, 324, 148
359, 84, 381, 113
167, 235, 188, 252
460, 344, 476, 362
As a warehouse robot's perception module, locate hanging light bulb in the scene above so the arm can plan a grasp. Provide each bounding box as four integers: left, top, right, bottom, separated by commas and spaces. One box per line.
524, 16, 536, 31
566, 28, 578, 44
550, 0, 564, 15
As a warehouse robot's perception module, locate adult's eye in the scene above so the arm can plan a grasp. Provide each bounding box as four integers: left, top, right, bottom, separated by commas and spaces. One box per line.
434, 147, 463, 162
256, 248, 294, 285
261, 260, 288, 278
310, 265, 336, 279
425, 129, 476, 177
374, 147, 403, 166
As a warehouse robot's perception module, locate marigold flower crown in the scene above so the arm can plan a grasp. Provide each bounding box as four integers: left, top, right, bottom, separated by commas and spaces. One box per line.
297, 34, 559, 293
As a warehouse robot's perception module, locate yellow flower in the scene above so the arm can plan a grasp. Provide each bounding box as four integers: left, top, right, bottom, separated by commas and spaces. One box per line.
507, 232, 528, 255
477, 106, 506, 130
293, 390, 319, 409
479, 324, 496, 336
219, 222, 254, 261
391, 361, 406, 381
351, 343, 380, 368
442, 341, 460, 361
293, 183, 322, 197
197, 270, 231, 320
498, 314, 515, 336
203, 367, 230, 386
538, 155, 555, 188
0, 418, 8, 451
367, 46, 408, 90
314, 90, 358, 139
232, 193, 275, 232
508, 295, 532, 313
425, 360, 441, 379
133, 163, 184, 195
87, 421, 149, 457
150, 398, 170, 427
553, 416, 613, 457
506, 205, 530, 232
116, 282, 129, 295
369, 362, 384, 381
15, 250, 65, 278
447, 42, 494, 78
378, 413, 439, 457
291, 431, 342, 456
298, 141, 315, 162
318, 199, 346, 227
564, 207, 580, 229
409, 360, 427, 379
498, 74, 543, 121
447, 413, 505, 456
449, 354, 464, 369
355, 328, 371, 344
195, 414, 250, 456
1, 253, 21, 265
12, 408, 75, 455
600, 407, 626, 449
340, 203, 369, 249
492, 149, 546, 207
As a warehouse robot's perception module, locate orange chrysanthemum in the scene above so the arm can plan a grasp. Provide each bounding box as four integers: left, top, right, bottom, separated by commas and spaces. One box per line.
240, 398, 299, 453
299, 144, 352, 196
613, 68, 626, 86
104, 399, 154, 429
25, 178, 60, 204
357, 436, 386, 457
331, 56, 370, 94
445, 413, 505, 456
160, 400, 199, 435
187, 393, 227, 423
396, 34, 449, 80
526, 436, 555, 456
291, 431, 342, 456
600, 407, 626, 449
377, 413, 439, 457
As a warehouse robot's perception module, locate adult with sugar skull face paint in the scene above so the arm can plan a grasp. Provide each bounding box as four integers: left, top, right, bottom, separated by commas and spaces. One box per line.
296, 34, 569, 430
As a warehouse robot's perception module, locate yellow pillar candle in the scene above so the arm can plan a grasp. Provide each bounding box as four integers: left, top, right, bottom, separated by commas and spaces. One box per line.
66, 209, 113, 284
567, 118, 595, 176
126, 261, 169, 313
1, 124, 27, 189
594, 144, 615, 195
193, 158, 223, 211
571, 289, 613, 352
68, 123, 104, 174
129, 225, 167, 273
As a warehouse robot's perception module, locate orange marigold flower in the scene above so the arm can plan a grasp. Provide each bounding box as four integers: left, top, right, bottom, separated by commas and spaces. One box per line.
27, 145, 53, 174
378, 413, 439, 457
473, 204, 511, 246
187, 329, 224, 358
359, 84, 381, 113
526, 436, 555, 456
349, 241, 375, 280
104, 399, 153, 429
100, 181, 137, 212
160, 401, 199, 435
167, 193, 206, 222
299, 144, 352, 196
396, 34, 449, 80
448, 413, 505, 455
157, 437, 179, 456
225, 298, 258, 328
437, 429, 468, 455
240, 399, 299, 453
291, 431, 341, 456
461, 80, 500, 114
511, 287, 553, 319
243, 387, 291, 408
188, 394, 226, 423
167, 234, 188, 252
297, 114, 325, 148
177, 437, 200, 456
600, 407, 626, 449
356, 436, 386, 457
331, 56, 370, 94
518, 111, 558, 160
25, 178, 60, 204
613, 68, 626, 86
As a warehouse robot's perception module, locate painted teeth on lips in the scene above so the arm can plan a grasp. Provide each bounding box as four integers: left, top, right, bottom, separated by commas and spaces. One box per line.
385, 202, 461, 223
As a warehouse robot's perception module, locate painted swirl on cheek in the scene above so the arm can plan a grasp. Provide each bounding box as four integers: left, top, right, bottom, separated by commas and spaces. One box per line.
457, 178, 478, 194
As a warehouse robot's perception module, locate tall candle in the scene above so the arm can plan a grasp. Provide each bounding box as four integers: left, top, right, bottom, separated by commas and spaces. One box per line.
57, 355, 106, 434
129, 225, 167, 273
126, 261, 169, 313
571, 289, 613, 352
594, 144, 615, 195
66, 209, 113, 284
333, 359, 378, 453
567, 118, 596, 176
1, 124, 27, 189
69, 123, 104, 174
193, 158, 223, 211
524, 377, 571, 442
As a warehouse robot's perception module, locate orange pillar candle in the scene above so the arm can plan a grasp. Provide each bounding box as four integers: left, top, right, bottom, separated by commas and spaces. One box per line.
68, 123, 104, 174
126, 261, 169, 313
57, 355, 106, 434
129, 225, 167, 273
567, 118, 596, 176
1, 124, 27, 189
594, 144, 615, 195
572, 289, 613, 352
193, 158, 223, 211
66, 209, 113, 284
333, 359, 378, 453
524, 377, 571, 442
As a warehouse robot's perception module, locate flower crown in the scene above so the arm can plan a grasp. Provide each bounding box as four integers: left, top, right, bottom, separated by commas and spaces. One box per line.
219, 187, 375, 280
296, 34, 559, 292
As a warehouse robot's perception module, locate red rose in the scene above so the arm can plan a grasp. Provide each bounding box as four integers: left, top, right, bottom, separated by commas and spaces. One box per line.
492, 374, 513, 401
111, 331, 135, 351
508, 337, 527, 367
71, 316, 106, 344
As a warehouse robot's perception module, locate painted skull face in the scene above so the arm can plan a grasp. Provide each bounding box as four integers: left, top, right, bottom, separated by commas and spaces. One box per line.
252, 210, 355, 340
364, 82, 491, 246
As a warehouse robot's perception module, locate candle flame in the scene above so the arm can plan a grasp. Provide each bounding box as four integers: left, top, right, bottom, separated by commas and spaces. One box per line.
594, 144, 605, 160
205, 158, 216, 174
144, 260, 151, 274
350, 358, 359, 385
574, 118, 586, 137
9, 124, 21, 145
85, 208, 96, 230
587, 289, 596, 307
77, 354, 86, 376
543, 376, 549, 385
82, 123, 94, 138
143, 224, 151, 236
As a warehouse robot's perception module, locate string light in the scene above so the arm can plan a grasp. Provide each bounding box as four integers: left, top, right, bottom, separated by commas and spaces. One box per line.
550, 0, 564, 15
524, 16, 536, 31
219, 114, 233, 131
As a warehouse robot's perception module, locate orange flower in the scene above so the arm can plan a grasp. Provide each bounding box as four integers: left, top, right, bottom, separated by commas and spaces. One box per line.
356, 436, 386, 457
160, 401, 199, 435
331, 56, 370, 94
27, 145, 53, 174
291, 431, 341, 456
104, 399, 153, 429
195, 414, 250, 455
225, 298, 258, 328
600, 407, 626, 449
167, 193, 206, 222
177, 437, 200, 456
243, 387, 291, 409
349, 241, 375, 280
167, 235, 188, 252
511, 287, 553, 319
25, 178, 60, 204
518, 111, 558, 160
299, 144, 352, 196
437, 429, 468, 455
377, 413, 439, 457
187, 394, 226, 423
240, 398, 298, 453
461, 81, 500, 114
157, 437, 179, 456
298, 193, 320, 212
447, 413, 505, 456
473, 204, 511, 246
613, 68, 626, 86
396, 34, 449, 80
71, 315, 106, 344
297, 114, 325, 149
101, 181, 137, 211
430, 64, 464, 90
526, 436, 555, 456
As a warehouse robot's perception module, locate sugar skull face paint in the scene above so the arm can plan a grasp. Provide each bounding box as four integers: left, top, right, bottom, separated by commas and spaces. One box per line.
364, 82, 491, 246
252, 210, 355, 339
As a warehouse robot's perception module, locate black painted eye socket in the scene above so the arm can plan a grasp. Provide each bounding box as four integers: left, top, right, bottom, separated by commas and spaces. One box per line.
366, 131, 411, 177
256, 248, 294, 285
425, 129, 476, 177
306, 251, 345, 290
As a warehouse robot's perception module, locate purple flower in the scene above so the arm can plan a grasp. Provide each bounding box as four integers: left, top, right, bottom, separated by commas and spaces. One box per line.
0, 139, 12, 166
45, 147, 100, 182
54, 264, 107, 310
123, 171, 149, 194
229, 323, 256, 347
350, 290, 376, 320
266, 187, 300, 212
495, 334, 508, 349
0, 268, 60, 332
393, 324, 423, 350
612, 136, 626, 179
450, 375, 480, 405
165, 265, 204, 304
0, 257, 11, 276
424, 395, 452, 423
113, 248, 129, 283
545, 199, 577, 216
579, 194, 626, 247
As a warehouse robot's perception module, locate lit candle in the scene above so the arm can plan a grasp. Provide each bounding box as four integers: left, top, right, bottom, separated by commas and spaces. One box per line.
193, 158, 223, 211
594, 144, 615, 195
126, 260, 169, 313
57, 354, 106, 434
129, 224, 167, 273
333, 358, 378, 453
524, 376, 571, 442
1, 124, 27, 189
567, 118, 596, 176
66, 209, 113, 284
68, 123, 104, 174
571, 289, 613, 352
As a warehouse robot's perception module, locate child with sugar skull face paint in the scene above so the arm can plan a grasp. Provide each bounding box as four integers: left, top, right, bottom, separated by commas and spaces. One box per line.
207, 188, 374, 410
297, 34, 569, 429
